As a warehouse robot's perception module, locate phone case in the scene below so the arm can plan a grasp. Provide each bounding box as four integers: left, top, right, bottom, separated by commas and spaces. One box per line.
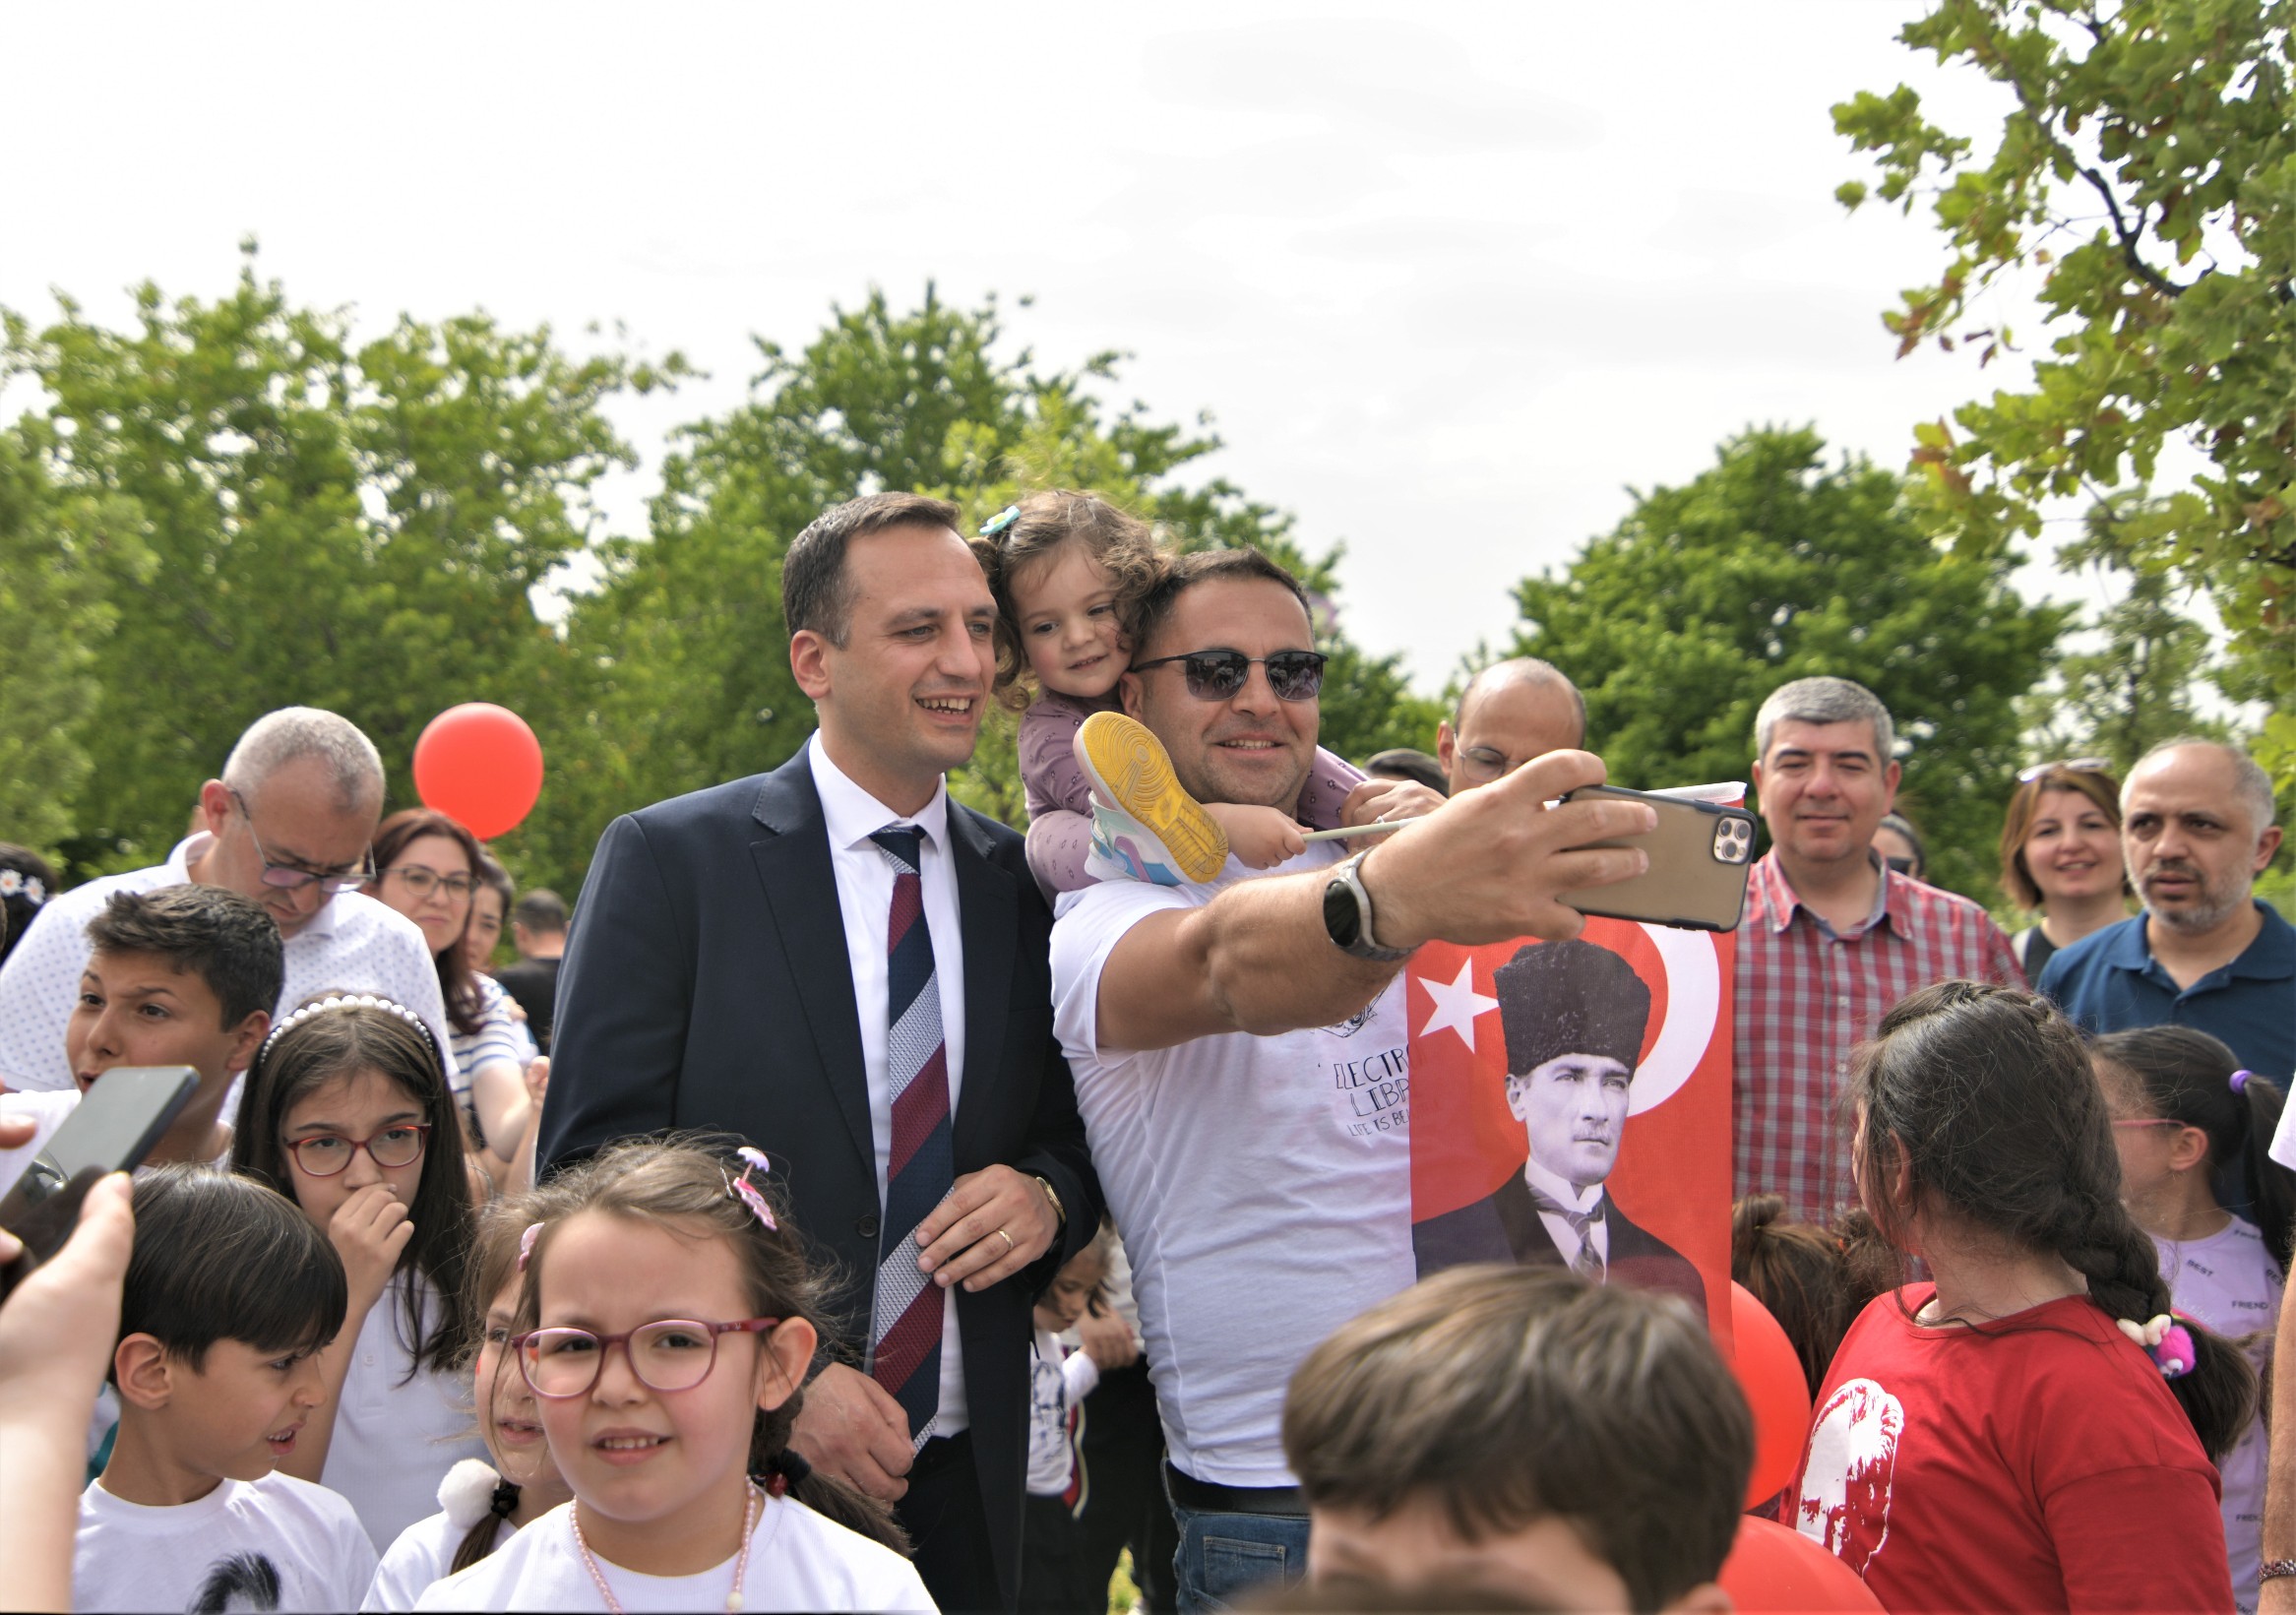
1555, 785, 1757, 933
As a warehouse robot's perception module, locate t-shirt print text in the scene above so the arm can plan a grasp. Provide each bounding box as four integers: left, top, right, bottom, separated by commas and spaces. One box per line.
1334, 1042, 1408, 1136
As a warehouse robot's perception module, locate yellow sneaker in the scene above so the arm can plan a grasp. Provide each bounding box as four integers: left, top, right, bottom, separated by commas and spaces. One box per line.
1075, 712, 1230, 884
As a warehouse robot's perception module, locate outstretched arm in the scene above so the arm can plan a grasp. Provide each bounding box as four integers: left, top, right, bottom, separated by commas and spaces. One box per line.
1094, 751, 1652, 1052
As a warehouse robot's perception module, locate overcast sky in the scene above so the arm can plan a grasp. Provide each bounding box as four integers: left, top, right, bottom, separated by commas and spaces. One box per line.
3, 3, 2079, 690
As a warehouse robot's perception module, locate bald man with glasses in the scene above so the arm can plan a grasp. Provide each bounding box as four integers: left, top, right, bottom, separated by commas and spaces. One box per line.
1435, 657, 1587, 795
0, 708, 449, 1091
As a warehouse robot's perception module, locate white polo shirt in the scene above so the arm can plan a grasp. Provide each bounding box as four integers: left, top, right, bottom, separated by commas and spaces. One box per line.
0, 834, 450, 1092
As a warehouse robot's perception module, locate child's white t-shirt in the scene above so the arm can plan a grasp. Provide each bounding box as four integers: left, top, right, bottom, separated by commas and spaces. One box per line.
1026, 1326, 1101, 1497
411, 1497, 937, 1612
75, 1471, 377, 1613
323, 1273, 488, 1550
362, 1508, 513, 1611
2153, 1216, 2286, 1615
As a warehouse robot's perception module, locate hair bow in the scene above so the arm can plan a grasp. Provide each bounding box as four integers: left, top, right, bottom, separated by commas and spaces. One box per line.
729, 1146, 777, 1232
2116, 1313, 2197, 1379
517, 1221, 543, 1273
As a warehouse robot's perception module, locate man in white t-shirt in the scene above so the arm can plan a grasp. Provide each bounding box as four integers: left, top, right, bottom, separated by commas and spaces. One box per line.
0, 708, 449, 1092
1047, 549, 1654, 1615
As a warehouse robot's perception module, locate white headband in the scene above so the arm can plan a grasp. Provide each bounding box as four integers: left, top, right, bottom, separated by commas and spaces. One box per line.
259, 992, 438, 1063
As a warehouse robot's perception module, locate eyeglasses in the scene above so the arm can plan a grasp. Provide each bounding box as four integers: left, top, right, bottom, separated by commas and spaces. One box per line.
1883, 855, 1917, 876
229, 788, 375, 894
1130, 649, 1327, 703
2110, 1119, 2184, 1132
1458, 745, 1521, 785
380, 865, 476, 901
2017, 757, 2110, 783
286, 1123, 432, 1177
513, 1317, 782, 1399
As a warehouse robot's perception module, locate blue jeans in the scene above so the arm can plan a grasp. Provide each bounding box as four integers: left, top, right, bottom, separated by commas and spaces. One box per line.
1164, 1470, 1310, 1615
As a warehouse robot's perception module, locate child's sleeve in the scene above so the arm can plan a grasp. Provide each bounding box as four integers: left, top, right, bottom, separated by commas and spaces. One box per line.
1293, 747, 1368, 832
2044, 1464, 2232, 1610
1019, 700, 1092, 821
1059, 1347, 1101, 1409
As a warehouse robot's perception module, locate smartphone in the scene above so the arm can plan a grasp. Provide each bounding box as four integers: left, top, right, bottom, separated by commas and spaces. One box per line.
1556, 785, 1758, 932
0, 1065, 197, 1300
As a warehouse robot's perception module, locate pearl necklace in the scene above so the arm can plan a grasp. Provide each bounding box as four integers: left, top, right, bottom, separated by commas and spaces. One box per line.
568, 1483, 764, 1614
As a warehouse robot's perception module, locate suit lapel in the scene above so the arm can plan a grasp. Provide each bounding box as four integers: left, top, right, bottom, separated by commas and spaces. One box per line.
949, 806, 1014, 1171
749, 753, 875, 1174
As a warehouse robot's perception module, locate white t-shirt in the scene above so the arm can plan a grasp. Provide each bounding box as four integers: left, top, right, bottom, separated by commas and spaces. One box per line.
75, 1471, 377, 1614
2153, 1216, 2286, 1614
324, 1273, 488, 1550
1026, 1326, 1101, 1497
0, 832, 452, 1093
362, 1508, 513, 1612
1049, 845, 1416, 1486
411, 1497, 937, 1612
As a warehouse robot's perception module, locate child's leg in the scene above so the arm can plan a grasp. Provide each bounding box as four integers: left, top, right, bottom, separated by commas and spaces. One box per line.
1292, 746, 1369, 831
1025, 809, 1099, 901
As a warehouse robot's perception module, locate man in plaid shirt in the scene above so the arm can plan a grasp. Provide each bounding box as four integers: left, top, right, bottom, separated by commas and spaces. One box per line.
1733, 677, 2022, 1221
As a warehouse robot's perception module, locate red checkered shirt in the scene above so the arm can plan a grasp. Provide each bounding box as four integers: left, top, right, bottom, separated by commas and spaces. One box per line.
1732, 851, 2024, 1221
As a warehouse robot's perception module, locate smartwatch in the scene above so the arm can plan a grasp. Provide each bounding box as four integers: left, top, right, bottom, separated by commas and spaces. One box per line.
1323, 850, 1413, 963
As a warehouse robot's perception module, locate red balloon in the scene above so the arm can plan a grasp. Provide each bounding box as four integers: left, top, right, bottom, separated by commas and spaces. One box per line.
411, 704, 543, 840
1727, 1280, 1816, 1511
1718, 1517, 1883, 1613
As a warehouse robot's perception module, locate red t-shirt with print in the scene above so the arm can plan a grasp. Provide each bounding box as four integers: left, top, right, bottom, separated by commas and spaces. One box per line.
1787, 1284, 2231, 1613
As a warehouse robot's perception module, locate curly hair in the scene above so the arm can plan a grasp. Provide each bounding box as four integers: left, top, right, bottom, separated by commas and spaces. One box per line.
972, 489, 1165, 709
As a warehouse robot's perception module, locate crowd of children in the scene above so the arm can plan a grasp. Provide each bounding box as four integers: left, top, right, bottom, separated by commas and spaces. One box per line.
2, 485, 2291, 1613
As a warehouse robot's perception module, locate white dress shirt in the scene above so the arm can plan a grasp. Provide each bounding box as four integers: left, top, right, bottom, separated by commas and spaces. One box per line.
0, 834, 452, 1092
807, 735, 969, 1436
1522, 1152, 1611, 1271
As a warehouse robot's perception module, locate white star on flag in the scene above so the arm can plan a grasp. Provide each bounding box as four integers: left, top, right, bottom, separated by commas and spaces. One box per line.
1418, 957, 1499, 1053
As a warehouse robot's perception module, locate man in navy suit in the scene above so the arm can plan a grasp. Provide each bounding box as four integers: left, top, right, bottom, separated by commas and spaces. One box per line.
1412, 939, 1706, 1318
539, 492, 1100, 1613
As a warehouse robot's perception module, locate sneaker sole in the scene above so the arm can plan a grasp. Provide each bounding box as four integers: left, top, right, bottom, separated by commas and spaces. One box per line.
1077, 713, 1230, 882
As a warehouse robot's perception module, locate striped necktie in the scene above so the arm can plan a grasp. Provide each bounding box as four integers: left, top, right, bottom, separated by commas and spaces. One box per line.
1527, 1186, 1607, 1279
864, 826, 954, 1447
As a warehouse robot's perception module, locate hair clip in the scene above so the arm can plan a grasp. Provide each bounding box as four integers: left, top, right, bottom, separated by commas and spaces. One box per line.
978, 505, 1021, 538
438, 1458, 509, 1530
258, 992, 440, 1063
728, 1146, 778, 1232
2116, 1312, 2197, 1379
2233, 1070, 2255, 1094
517, 1221, 543, 1273
0, 870, 46, 905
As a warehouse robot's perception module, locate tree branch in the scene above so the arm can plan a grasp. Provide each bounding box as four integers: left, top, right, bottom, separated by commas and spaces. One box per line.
2074, 160, 2184, 298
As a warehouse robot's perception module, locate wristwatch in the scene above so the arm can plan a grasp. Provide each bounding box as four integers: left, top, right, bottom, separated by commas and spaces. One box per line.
1323, 850, 1413, 963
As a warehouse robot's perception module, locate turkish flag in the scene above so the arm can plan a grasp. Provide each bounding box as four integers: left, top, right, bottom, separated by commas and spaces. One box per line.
1406, 915, 1735, 1347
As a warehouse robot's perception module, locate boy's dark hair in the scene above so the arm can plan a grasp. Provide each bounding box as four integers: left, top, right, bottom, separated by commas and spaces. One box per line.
86, 886, 283, 1028
781, 492, 962, 647
1851, 980, 2258, 1459
2094, 1025, 2293, 1265
119, 1165, 345, 1373
231, 1002, 475, 1377
1730, 1195, 1894, 1398
971, 489, 1166, 709
1132, 548, 1314, 663
1282, 1266, 1750, 1615
513, 889, 567, 933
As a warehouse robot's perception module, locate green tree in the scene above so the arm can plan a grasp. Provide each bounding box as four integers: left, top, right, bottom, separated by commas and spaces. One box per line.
1832, 0, 2295, 783
1509, 427, 2068, 901
0, 246, 682, 877
2017, 495, 2235, 774
0, 430, 123, 854
547, 286, 1440, 883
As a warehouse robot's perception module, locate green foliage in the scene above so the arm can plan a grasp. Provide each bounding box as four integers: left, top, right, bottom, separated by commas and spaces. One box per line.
0, 429, 121, 854
1834, 0, 2295, 785
1, 245, 682, 878
1510, 427, 2068, 901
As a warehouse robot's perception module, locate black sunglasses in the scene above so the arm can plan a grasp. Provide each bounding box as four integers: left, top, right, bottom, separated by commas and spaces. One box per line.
1131, 648, 1328, 703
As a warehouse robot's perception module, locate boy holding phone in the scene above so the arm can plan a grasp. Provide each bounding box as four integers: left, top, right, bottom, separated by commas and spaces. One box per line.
76, 1164, 375, 1612
0, 886, 280, 1197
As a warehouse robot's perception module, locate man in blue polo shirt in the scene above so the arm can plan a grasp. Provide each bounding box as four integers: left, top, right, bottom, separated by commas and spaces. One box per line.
2038, 737, 2291, 1082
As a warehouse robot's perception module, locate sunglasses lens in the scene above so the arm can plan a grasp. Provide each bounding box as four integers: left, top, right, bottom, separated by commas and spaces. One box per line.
1266, 653, 1325, 701
1182, 653, 1250, 699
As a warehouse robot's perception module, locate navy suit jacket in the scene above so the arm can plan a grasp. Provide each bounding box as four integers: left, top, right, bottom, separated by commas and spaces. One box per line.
538, 744, 1101, 1605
